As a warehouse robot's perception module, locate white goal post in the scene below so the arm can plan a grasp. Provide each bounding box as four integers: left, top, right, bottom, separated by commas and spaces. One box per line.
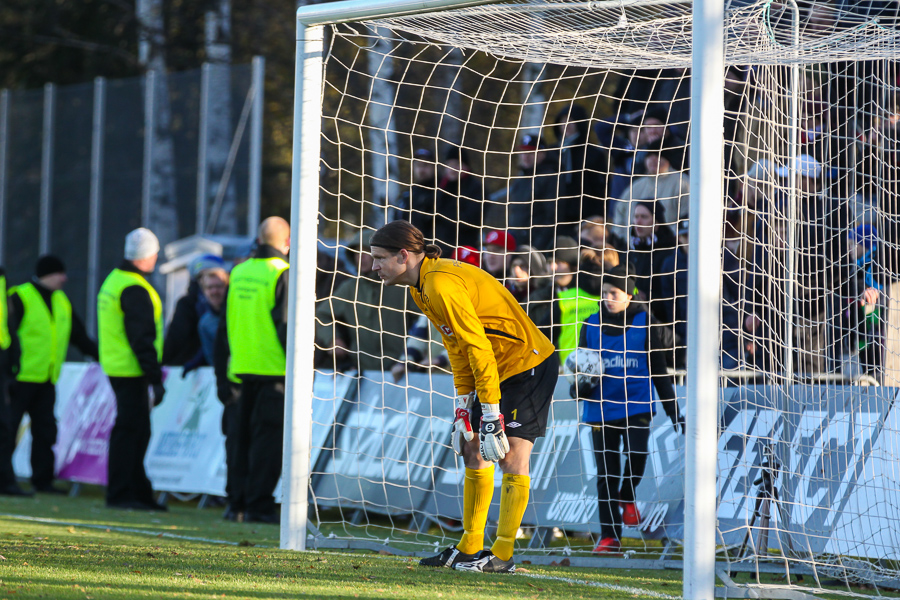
284, 0, 514, 551
286, 0, 724, 596
286, 1, 900, 599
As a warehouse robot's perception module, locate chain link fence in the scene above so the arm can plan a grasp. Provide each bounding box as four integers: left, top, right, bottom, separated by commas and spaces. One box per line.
0, 59, 263, 342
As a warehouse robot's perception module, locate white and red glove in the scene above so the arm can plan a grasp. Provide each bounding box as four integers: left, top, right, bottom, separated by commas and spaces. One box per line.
479, 403, 509, 462
451, 392, 476, 456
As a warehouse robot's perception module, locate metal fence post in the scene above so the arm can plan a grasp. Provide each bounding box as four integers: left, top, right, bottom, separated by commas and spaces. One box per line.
142, 71, 156, 229
87, 77, 106, 336
40, 83, 56, 255
0, 90, 9, 265
248, 56, 264, 236
197, 63, 211, 235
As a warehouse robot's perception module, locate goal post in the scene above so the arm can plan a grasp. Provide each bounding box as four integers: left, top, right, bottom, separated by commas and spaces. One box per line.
287, 0, 900, 597
285, 0, 508, 552
685, 1, 724, 599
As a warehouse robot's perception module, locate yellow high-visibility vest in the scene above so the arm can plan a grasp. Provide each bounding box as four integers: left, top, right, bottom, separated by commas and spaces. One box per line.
9, 282, 72, 383
226, 257, 289, 376
98, 269, 162, 377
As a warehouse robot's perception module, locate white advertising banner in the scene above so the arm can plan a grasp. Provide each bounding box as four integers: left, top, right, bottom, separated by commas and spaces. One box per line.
144, 368, 227, 496
14, 365, 900, 562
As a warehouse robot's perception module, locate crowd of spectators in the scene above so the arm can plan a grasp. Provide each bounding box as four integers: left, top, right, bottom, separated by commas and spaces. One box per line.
324, 64, 895, 385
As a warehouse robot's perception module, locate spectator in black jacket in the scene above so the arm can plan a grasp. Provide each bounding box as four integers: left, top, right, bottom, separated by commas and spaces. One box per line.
388, 148, 448, 247
507, 246, 555, 341
0, 266, 32, 497
625, 200, 677, 322
658, 221, 689, 369
162, 254, 226, 366
205, 267, 244, 521
437, 145, 486, 250
554, 103, 608, 233
507, 134, 561, 251
7, 256, 98, 494
99, 228, 167, 511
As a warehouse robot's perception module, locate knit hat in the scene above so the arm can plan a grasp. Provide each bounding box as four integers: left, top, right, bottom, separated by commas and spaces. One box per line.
413, 148, 434, 161
35, 255, 66, 278
347, 230, 375, 252
550, 236, 580, 269
850, 224, 878, 251
519, 134, 548, 151
444, 144, 472, 167
510, 246, 550, 278
635, 200, 665, 223
190, 254, 226, 278
451, 245, 480, 266
602, 264, 636, 295
484, 230, 517, 252
124, 227, 160, 260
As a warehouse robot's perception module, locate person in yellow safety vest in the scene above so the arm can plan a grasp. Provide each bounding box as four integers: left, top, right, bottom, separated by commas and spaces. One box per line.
7, 256, 98, 494
0, 266, 33, 497
222, 216, 290, 525
98, 228, 167, 512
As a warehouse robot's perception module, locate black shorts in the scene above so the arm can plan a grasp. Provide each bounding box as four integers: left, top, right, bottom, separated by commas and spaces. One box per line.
472, 354, 559, 443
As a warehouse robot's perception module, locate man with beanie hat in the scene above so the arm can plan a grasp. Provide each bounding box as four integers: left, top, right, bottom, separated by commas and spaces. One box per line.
7, 255, 98, 494
0, 265, 33, 497
98, 227, 166, 511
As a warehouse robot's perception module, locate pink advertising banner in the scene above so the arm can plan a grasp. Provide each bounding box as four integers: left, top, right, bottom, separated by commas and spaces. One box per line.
55, 364, 117, 484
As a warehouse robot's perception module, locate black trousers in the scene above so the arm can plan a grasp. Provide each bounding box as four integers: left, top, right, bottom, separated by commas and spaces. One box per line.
591, 413, 652, 540
106, 376, 155, 505
8, 381, 57, 488
0, 372, 19, 488
221, 400, 244, 510
233, 379, 284, 515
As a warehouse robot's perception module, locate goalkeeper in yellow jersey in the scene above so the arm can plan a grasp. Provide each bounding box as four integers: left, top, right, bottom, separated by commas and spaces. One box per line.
370, 220, 558, 574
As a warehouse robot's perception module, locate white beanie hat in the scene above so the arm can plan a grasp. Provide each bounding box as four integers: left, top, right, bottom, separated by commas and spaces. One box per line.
124, 228, 160, 260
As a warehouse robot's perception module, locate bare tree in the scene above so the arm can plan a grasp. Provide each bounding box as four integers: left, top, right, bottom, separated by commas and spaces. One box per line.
366, 26, 400, 228
137, 0, 179, 247
202, 0, 238, 234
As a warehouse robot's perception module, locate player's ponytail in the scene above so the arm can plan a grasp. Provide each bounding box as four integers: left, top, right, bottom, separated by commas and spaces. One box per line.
372, 220, 441, 258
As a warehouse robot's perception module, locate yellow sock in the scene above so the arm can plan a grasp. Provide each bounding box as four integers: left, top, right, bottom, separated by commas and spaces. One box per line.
457, 465, 494, 555
490, 473, 530, 561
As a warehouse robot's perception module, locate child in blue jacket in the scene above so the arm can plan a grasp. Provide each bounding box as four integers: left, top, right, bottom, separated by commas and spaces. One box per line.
573, 264, 683, 553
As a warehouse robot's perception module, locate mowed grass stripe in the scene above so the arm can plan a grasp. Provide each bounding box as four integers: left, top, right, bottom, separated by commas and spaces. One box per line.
0, 506, 685, 599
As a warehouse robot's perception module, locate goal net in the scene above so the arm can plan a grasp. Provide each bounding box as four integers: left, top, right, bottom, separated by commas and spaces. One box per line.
303, 0, 900, 595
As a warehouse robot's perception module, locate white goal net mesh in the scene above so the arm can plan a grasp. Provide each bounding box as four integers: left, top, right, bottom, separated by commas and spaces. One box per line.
308, 0, 900, 595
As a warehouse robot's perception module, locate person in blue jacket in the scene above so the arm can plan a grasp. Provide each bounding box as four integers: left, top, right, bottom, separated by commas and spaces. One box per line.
573, 264, 683, 554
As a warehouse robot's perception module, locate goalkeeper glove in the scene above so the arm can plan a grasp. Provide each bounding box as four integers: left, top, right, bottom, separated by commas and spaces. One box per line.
479, 403, 509, 462
451, 392, 476, 456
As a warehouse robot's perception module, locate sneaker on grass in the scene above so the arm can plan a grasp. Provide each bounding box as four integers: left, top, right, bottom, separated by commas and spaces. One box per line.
419, 545, 478, 568
452, 550, 516, 573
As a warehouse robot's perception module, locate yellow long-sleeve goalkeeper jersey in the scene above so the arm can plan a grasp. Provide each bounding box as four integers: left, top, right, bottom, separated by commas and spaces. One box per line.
409, 257, 555, 405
